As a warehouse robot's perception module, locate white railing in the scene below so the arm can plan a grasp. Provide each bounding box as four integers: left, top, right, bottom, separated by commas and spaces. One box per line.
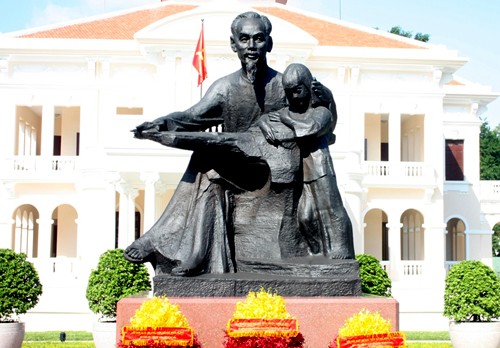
364, 161, 433, 179
480, 181, 500, 201
9, 156, 78, 172
401, 261, 424, 276
380, 261, 390, 274
29, 257, 80, 278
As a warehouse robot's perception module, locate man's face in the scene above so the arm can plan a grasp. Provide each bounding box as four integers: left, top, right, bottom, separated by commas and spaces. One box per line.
231, 18, 271, 66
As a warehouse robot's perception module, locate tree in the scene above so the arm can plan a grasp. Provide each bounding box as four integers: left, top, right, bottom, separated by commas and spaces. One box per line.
480, 120, 500, 180
479, 120, 500, 256
493, 223, 500, 257
389, 26, 430, 42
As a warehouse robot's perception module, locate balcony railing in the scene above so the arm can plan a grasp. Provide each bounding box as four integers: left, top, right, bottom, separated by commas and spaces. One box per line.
363, 161, 435, 187
480, 181, 500, 201
8, 156, 78, 173
28, 257, 80, 278
402, 261, 423, 276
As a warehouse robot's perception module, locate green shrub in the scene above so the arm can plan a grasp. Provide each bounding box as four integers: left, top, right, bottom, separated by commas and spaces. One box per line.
0, 248, 43, 322
443, 260, 500, 322
356, 254, 391, 297
86, 248, 151, 320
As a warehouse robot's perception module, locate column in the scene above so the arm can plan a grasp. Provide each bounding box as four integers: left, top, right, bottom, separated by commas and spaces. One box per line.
117, 186, 128, 249
0, 208, 13, 249
0, 103, 16, 159
388, 111, 401, 163
36, 217, 54, 258
423, 222, 447, 280
141, 172, 159, 231
117, 184, 138, 249
387, 222, 402, 280
127, 189, 139, 246
41, 104, 55, 157
77, 171, 116, 268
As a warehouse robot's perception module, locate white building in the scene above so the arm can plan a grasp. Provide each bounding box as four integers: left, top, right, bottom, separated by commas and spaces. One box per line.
0, 0, 499, 332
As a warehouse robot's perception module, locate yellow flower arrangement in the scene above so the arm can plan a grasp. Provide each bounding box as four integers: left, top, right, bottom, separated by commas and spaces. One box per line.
232, 288, 292, 319
129, 296, 190, 328
338, 309, 391, 338
224, 289, 304, 346
120, 296, 201, 348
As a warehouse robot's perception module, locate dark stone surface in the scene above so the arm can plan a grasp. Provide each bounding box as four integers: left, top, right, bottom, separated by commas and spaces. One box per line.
154, 257, 361, 297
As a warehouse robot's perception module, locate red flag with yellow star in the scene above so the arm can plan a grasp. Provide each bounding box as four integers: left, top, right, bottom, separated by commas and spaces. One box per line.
192, 20, 207, 86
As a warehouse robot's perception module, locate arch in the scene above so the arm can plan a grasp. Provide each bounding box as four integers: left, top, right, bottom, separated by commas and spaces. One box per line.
51, 204, 78, 257
446, 217, 466, 261
11, 204, 39, 257
493, 222, 500, 257
400, 209, 424, 260
363, 208, 389, 260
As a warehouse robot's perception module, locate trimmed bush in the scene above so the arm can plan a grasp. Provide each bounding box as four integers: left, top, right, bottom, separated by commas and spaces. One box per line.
0, 248, 43, 322
444, 260, 500, 322
86, 248, 151, 320
356, 254, 391, 297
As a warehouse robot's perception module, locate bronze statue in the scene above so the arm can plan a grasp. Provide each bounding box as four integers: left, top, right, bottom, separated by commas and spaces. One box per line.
124, 11, 354, 278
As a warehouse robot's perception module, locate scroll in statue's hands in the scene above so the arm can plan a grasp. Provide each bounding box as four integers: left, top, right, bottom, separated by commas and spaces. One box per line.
132, 121, 161, 139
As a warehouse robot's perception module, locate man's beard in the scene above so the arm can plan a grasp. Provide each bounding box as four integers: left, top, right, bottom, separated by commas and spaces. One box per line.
244, 59, 258, 83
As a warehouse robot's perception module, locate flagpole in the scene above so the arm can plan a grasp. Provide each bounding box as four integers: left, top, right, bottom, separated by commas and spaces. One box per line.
193, 18, 207, 99
199, 19, 204, 100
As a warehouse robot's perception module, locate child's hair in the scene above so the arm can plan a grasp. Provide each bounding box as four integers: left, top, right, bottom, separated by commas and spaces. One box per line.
283, 63, 322, 106
282, 63, 313, 89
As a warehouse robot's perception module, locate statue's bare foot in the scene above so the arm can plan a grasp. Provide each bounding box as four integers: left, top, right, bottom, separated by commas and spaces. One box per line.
170, 260, 203, 277
124, 238, 154, 263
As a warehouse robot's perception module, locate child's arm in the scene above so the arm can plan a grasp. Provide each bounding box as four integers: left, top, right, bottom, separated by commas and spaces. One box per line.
280, 106, 332, 139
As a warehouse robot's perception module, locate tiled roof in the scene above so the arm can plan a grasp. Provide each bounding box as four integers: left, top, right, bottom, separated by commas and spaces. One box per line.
17, 2, 423, 49
19, 5, 197, 40
256, 7, 422, 48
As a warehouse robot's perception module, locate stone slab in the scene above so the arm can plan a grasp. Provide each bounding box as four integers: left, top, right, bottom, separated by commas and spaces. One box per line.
153, 258, 362, 297
117, 296, 399, 348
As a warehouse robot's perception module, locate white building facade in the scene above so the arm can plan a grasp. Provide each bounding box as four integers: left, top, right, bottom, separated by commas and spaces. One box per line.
0, 0, 498, 331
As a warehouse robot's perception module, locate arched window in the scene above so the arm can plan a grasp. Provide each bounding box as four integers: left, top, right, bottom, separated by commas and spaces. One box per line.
401, 209, 424, 260
446, 218, 466, 261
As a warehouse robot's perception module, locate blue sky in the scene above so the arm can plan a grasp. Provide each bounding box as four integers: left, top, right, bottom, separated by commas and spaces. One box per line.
1, 0, 499, 126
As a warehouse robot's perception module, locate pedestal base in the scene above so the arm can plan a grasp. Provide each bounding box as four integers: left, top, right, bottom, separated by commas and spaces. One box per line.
117, 296, 399, 347
154, 258, 362, 297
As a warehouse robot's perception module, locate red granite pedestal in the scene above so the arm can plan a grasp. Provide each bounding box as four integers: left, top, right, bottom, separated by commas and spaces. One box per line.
117, 296, 399, 347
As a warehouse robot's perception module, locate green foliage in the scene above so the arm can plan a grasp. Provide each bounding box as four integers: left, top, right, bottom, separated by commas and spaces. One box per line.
480, 121, 500, 256
443, 260, 500, 322
23, 343, 94, 347
86, 249, 151, 319
389, 26, 430, 42
356, 254, 391, 297
404, 331, 450, 340
414, 33, 430, 42
24, 331, 93, 341
493, 224, 500, 257
480, 121, 500, 180
0, 248, 43, 322
389, 26, 412, 38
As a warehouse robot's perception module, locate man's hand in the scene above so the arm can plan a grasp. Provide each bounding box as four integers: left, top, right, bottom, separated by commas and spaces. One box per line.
311, 78, 333, 105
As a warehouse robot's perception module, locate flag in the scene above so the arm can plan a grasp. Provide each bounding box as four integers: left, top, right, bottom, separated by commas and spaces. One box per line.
192, 21, 207, 86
